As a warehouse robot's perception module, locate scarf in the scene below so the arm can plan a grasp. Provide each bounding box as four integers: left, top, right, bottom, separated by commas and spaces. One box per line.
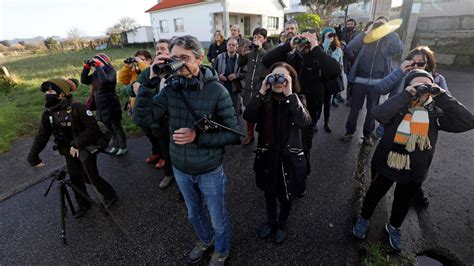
387, 97, 433, 170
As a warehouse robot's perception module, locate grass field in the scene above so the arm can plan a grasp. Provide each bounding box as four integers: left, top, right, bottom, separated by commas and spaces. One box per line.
0, 48, 151, 153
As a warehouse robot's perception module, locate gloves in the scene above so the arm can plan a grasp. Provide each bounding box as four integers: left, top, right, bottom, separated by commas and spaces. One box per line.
94, 59, 104, 68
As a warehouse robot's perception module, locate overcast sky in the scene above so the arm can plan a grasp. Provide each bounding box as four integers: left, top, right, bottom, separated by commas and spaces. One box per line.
0, 0, 156, 40
1, 0, 404, 40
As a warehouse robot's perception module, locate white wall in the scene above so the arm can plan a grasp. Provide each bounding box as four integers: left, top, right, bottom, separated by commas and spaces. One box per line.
126, 27, 154, 43
149, 2, 222, 43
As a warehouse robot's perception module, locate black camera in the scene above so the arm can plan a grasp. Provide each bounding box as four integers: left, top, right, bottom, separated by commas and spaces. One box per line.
195, 116, 219, 133
414, 84, 440, 96
124, 57, 137, 64
249, 42, 260, 50
83, 59, 96, 66
152, 60, 185, 76
267, 73, 286, 85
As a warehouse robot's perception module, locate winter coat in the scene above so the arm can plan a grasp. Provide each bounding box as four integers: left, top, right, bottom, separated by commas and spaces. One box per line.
371, 91, 474, 184
133, 65, 241, 175
117, 61, 149, 85
239, 42, 273, 105
347, 32, 403, 85
375, 67, 449, 97
262, 43, 341, 117
27, 99, 102, 166
81, 66, 122, 123
244, 92, 312, 197
213, 52, 246, 95
207, 40, 227, 63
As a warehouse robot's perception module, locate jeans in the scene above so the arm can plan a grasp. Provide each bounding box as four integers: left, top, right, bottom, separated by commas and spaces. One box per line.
345, 83, 380, 138
173, 165, 230, 255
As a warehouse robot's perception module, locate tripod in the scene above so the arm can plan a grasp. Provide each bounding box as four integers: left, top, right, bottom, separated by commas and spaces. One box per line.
44, 168, 76, 245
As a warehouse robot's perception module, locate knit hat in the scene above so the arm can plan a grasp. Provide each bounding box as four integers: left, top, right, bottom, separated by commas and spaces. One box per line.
320, 27, 336, 41
404, 69, 434, 88
40, 78, 79, 95
94, 53, 111, 66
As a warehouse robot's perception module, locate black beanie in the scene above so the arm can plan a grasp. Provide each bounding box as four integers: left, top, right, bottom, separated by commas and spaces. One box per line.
404, 69, 434, 88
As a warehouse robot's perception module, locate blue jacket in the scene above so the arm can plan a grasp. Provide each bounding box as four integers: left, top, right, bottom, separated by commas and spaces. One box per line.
347, 32, 403, 85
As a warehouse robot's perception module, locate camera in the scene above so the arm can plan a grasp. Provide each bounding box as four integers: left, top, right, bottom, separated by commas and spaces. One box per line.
152, 60, 185, 76
83, 59, 96, 66
124, 57, 137, 64
195, 116, 219, 133
414, 83, 440, 96
249, 42, 260, 50
267, 73, 287, 85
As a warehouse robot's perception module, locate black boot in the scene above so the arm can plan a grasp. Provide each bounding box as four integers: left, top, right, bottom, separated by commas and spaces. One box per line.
324, 122, 332, 133
275, 222, 287, 244
257, 221, 276, 239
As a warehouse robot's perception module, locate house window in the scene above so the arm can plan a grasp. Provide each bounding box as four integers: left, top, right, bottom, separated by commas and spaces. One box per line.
174, 18, 184, 32
159, 20, 168, 33
267, 16, 279, 29
229, 15, 238, 26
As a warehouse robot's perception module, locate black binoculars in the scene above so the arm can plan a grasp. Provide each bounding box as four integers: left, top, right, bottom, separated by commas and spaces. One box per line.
267, 74, 287, 85
152, 60, 185, 76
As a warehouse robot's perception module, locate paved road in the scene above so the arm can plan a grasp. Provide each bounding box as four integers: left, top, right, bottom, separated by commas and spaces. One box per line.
0, 103, 363, 264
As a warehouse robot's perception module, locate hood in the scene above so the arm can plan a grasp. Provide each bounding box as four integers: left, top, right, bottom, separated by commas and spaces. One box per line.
199, 65, 219, 84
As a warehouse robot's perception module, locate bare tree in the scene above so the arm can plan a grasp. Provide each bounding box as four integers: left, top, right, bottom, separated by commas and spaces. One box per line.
106, 17, 139, 46
300, 0, 357, 25
67, 27, 85, 48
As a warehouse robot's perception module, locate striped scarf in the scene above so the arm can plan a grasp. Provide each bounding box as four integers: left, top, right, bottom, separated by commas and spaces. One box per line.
387, 97, 433, 170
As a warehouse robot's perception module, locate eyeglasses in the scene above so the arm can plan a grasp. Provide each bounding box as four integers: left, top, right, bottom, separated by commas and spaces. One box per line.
170, 55, 192, 62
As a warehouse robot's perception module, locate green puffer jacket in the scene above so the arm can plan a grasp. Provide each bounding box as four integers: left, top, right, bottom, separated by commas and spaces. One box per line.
134, 65, 241, 175
126, 67, 162, 132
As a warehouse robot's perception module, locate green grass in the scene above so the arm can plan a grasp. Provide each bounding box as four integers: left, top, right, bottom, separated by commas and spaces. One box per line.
0, 48, 141, 153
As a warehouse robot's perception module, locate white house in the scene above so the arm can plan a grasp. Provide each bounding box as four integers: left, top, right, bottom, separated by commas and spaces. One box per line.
124, 26, 154, 44
146, 0, 290, 47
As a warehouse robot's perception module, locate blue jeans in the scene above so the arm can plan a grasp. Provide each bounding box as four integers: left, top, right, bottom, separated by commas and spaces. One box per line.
345, 83, 380, 138
173, 165, 230, 255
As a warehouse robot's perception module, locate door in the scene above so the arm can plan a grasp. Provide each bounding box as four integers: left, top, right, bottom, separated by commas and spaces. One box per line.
244, 16, 251, 36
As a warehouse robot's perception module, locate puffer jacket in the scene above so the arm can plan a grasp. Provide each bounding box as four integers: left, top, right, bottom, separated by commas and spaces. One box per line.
81, 66, 121, 123
371, 91, 474, 184
117, 61, 149, 85
133, 65, 241, 175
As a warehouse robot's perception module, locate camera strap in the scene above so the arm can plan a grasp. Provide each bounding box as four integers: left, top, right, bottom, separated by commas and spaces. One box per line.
176, 87, 201, 122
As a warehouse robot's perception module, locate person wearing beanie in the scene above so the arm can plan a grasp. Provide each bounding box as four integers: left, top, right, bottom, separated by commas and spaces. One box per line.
81, 53, 128, 156
28, 77, 118, 218
352, 69, 474, 251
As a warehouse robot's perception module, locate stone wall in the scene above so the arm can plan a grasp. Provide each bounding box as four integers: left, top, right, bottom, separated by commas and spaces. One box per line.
413, 15, 474, 67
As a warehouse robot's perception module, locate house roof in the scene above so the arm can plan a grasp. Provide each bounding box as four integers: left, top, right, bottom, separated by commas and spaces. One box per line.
145, 0, 203, 13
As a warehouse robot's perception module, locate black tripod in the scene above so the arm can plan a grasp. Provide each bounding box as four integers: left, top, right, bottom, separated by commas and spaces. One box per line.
44, 168, 76, 245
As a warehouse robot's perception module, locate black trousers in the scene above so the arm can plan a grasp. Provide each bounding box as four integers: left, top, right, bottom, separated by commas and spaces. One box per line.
315, 90, 332, 125
361, 167, 421, 228
142, 127, 161, 155
65, 150, 116, 207
103, 119, 127, 149
264, 192, 292, 227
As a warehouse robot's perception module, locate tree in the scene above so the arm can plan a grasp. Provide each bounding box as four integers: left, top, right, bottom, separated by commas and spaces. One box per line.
293, 14, 324, 31
106, 17, 139, 46
67, 27, 85, 48
300, 0, 357, 25
0, 40, 11, 47
44, 37, 59, 51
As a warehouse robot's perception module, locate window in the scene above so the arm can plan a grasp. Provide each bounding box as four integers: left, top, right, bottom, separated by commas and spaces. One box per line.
229, 15, 238, 26
174, 18, 184, 32
267, 16, 279, 29
159, 20, 168, 33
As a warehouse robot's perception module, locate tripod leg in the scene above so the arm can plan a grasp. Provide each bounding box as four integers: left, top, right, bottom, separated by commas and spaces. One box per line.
59, 183, 67, 245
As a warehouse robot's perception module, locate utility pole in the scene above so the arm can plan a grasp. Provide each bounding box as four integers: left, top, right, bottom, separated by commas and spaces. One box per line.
222, 0, 229, 38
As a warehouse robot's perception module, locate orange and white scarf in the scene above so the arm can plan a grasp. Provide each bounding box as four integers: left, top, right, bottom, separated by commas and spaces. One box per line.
387, 97, 433, 170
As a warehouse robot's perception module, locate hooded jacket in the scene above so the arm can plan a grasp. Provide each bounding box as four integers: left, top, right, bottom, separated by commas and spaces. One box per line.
133, 65, 241, 175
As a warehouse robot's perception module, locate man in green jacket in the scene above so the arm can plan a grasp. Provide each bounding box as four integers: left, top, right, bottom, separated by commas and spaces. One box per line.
133, 35, 240, 265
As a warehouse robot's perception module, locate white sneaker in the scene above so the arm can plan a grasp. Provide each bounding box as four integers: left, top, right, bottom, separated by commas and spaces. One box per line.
159, 175, 174, 189
116, 148, 128, 156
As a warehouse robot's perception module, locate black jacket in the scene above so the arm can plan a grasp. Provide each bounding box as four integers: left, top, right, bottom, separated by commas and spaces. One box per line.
27, 99, 102, 166
371, 91, 474, 184
262, 43, 341, 114
207, 40, 227, 63
243, 92, 312, 197
81, 66, 121, 123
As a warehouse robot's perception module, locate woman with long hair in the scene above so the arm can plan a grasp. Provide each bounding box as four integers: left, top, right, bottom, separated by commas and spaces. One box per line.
243, 62, 311, 244
207, 30, 227, 63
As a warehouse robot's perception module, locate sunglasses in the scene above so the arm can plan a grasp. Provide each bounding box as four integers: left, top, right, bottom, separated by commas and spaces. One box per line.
412, 61, 427, 67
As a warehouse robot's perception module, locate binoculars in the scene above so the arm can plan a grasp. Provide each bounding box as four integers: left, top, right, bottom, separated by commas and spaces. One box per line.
267, 74, 287, 85
152, 60, 185, 76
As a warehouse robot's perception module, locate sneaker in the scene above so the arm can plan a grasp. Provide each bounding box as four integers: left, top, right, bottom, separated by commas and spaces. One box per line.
188, 240, 214, 264
331, 98, 339, 107
352, 217, 369, 239
74, 203, 91, 219
385, 223, 403, 251
336, 94, 344, 103
362, 137, 373, 146
324, 123, 332, 133
340, 133, 353, 142
116, 148, 128, 156
159, 175, 174, 189
155, 159, 166, 169
275, 224, 287, 244
209, 251, 229, 266
107, 147, 118, 155
145, 154, 160, 163
257, 222, 276, 239
103, 194, 118, 210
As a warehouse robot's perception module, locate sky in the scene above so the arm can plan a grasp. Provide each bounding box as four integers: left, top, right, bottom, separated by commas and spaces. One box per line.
0, 0, 157, 40
0, 0, 405, 40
